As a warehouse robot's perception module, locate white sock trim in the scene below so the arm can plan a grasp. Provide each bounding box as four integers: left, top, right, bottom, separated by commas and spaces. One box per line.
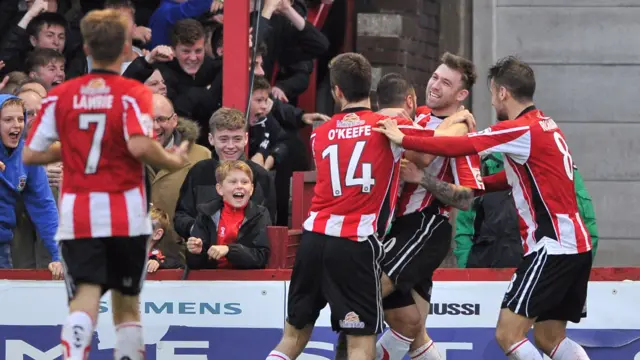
267, 350, 291, 360
409, 340, 434, 358
391, 329, 414, 344
506, 338, 530, 356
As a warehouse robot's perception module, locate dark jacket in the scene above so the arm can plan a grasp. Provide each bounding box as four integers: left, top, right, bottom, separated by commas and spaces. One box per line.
454, 153, 600, 267
249, 115, 289, 165
173, 157, 277, 239
186, 199, 271, 269
123, 55, 221, 143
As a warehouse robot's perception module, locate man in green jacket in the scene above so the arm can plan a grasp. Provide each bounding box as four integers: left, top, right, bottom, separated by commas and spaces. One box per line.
454, 153, 599, 268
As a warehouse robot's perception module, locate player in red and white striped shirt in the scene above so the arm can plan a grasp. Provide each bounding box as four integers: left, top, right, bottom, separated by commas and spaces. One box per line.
370, 57, 484, 360
376, 57, 592, 360
23, 10, 188, 360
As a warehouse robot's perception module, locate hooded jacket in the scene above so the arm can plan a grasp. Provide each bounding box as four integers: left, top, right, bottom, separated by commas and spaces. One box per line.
0, 94, 59, 261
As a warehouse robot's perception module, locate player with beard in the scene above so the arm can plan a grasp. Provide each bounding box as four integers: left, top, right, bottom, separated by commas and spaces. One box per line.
335, 57, 485, 360
266, 53, 444, 360
376, 56, 593, 360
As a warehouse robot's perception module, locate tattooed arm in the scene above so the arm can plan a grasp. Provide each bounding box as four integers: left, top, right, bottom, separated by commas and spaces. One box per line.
419, 170, 475, 210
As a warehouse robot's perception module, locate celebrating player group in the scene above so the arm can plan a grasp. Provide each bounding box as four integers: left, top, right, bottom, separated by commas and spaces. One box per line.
17, 5, 591, 360
266, 52, 592, 360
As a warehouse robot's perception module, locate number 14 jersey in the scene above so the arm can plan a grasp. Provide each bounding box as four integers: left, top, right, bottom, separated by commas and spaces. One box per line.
304, 108, 428, 241
26, 71, 154, 241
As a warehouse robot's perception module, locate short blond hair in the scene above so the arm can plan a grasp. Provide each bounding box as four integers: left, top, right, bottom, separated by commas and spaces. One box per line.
1, 98, 25, 112
80, 9, 129, 64
150, 206, 170, 232
209, 107, 246, 134
215, 160, 254, 183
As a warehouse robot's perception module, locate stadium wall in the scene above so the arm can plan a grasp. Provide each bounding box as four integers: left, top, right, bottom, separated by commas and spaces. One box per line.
1, 268, 638, 359
472, 0, 640, 266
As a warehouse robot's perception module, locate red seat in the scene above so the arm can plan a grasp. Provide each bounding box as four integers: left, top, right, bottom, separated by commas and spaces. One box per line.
267, 226, 304, 269
291, 171, 317, 230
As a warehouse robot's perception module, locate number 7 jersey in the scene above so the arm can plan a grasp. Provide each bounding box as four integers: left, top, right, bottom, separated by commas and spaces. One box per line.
304, 108, 426, 241
26, 71, 154, 241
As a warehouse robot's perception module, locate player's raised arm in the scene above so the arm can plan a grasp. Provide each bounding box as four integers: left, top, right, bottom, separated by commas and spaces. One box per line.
375, 117, 477, 157
127, 135, 189, 171
24, 96, 62, 165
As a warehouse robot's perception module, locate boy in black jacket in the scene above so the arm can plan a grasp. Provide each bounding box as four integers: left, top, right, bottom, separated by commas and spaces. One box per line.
248, 76, 289, 171
173, 107, 277, 239
185, 160, 271, 269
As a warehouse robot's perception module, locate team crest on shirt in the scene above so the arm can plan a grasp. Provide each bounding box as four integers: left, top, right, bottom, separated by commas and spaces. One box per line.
81, 78, 111, 95
337, 113, 364, 128
16, 176, 27, 192
339, 311, 365, 329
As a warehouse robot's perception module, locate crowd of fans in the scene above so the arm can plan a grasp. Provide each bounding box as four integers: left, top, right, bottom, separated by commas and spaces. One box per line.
0, 0, 599, 273
0, 0, 333, 271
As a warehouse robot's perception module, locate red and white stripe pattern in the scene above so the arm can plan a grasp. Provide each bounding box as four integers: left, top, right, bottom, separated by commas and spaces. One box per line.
397, 112, 484, 217
57, 186, 151, 240
304, 211, 378, 240
467, 109, 591, 255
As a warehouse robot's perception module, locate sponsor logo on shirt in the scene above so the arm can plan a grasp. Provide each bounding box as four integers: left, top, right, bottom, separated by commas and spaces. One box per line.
339, 311, 365, 329
336, 113, 365, 128
81, 78, 111, 95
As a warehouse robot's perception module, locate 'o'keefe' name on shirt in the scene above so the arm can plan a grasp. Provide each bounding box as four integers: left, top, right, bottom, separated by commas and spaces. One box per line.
328, 125, 372, 140
73, 95, 114, 110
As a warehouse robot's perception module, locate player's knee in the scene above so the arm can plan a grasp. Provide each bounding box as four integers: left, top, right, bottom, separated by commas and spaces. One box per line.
495, 325, 520, 350
111, 292, 140, 325
533, 324, 565, 354
68, 284, 102, 317
386, 307, 423, 339
346, 334, 376, 359
281, 322, 312, 350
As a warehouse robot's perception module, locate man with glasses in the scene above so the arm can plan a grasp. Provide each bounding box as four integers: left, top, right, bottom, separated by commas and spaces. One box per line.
149, 93, 211, 268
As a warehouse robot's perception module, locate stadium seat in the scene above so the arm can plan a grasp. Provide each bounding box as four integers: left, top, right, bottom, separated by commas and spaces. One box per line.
266, 226, 304, 269
291, 171, 317, 229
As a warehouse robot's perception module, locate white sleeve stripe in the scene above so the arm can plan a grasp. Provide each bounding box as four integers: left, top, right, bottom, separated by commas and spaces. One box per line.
478, 131, 532, 164
41, 96, 59, 105
397, 124, 429, 130
121, 99, 130, 141
28, 100, 59, 152
122, 95, 150, 137
468, 125, 530, 138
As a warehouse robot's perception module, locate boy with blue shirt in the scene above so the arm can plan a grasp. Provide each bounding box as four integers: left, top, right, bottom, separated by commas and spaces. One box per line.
0, 94, 62, 277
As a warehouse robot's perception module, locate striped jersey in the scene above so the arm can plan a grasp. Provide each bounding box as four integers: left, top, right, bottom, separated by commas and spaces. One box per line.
397, 106, 484, 217
26, 70, 154, 241
303, 108, 429, 241
467, 106, 591, 255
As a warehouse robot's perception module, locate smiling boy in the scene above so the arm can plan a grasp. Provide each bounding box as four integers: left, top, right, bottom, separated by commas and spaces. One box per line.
0, 94, 61, 276
185, 160, 271, 269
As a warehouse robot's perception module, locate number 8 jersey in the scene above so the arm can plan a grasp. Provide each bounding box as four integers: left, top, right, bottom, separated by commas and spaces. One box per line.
304, 108, 427, 241
466, 106, 592, 255
26, 71, 154, 241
